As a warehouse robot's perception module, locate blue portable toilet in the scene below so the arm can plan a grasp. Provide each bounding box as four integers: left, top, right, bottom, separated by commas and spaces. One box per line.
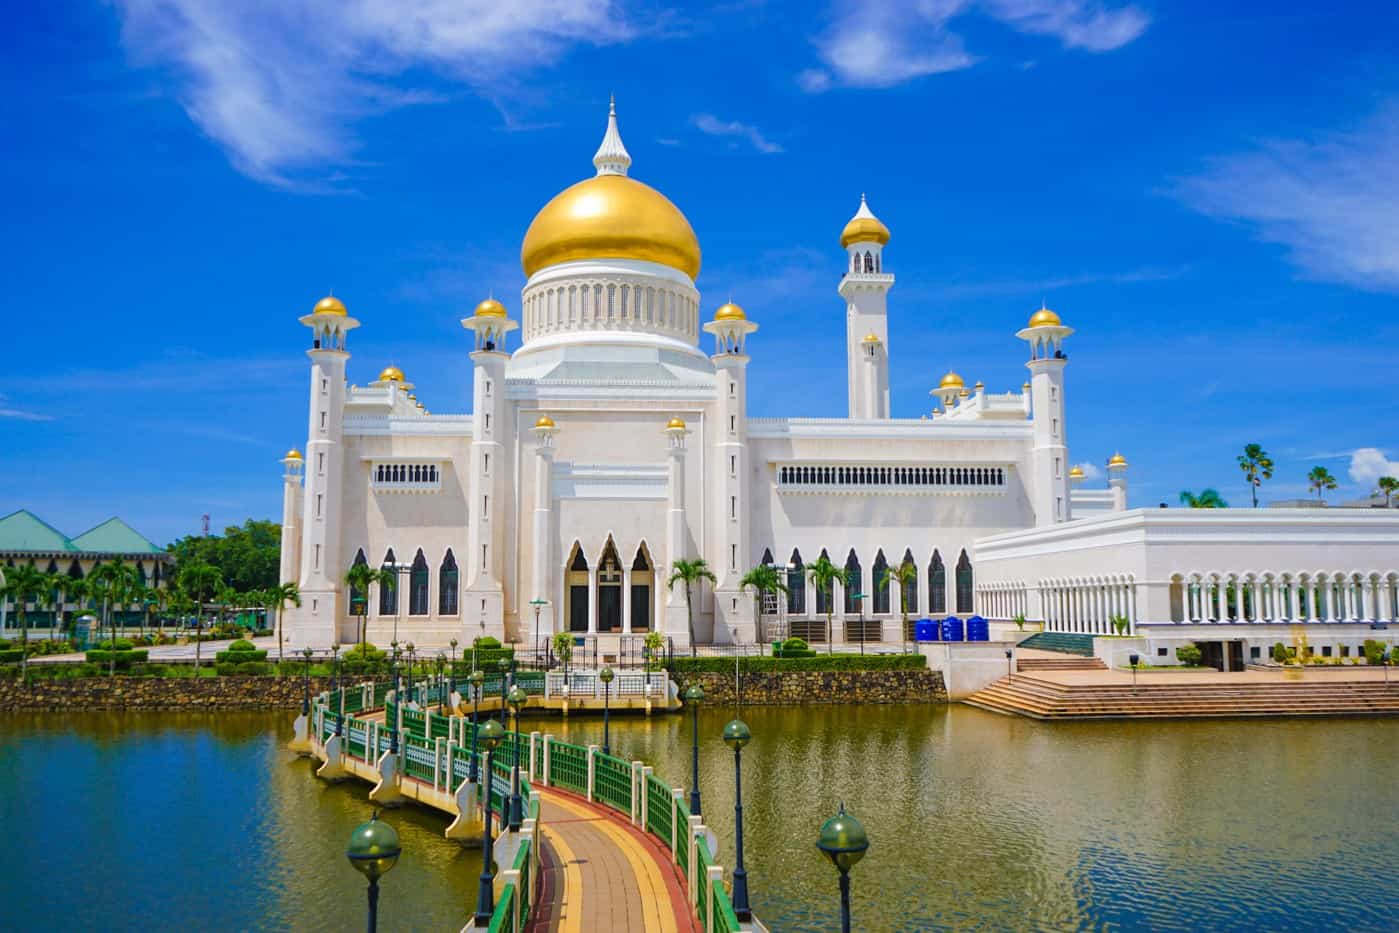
940, 616, 965, 642
914, 618, 938, 642
965, 615, 989, 641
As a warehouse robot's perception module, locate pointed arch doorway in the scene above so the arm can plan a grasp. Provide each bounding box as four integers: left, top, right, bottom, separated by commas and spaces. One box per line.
597, 539, 623, 633
566, 545, 589, 633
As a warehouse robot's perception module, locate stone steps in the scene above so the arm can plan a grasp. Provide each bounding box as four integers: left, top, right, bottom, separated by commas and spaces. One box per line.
1016, 657, 1107, 672
964, 675, 1399, 719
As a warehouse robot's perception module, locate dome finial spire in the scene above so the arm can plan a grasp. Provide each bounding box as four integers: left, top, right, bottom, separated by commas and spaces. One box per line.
593, 96, 631, 177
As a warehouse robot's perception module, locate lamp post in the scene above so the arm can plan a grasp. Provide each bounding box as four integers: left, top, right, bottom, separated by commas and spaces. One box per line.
683, 683, 704, 815
301, 646, 314, 717
529, 598, 548, 666
468, 670, 484, 782
390, 562, 410, 650
473, 719, 506, 925
332, 643, 343, 736
405, 642, 416, 705
599, 666, 615, 756
1129, 652, 1140, 691
722, 717, 753, 921
852, 592, 866, 656
436, 653, 447, 711
449, 638, 459, 688
497, 656, 512, 723
817, 803, 869, 933
1384, 648, 1392, 686
1005, 648, 1013, 679
507, 684, 527, 830
346, 812, 401, 933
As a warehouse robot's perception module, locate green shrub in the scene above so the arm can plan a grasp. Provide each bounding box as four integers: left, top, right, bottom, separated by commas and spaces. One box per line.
237, 660, 273, 676
228, 639, 256, 652
473, 636, 503, 650
215, 648, 268, 663
1175, 643, 1203, 667
345, 643, 386, 661
85, 649, 149, 667
783, 637, 809, 651
0, 649, 23, 664
1271, 642, 1289, 664
668, 654, 926, 674
1363, 639, 1387, 666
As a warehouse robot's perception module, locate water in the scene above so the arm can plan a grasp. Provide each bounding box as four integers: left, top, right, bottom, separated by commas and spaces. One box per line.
3, 707, 1398, 931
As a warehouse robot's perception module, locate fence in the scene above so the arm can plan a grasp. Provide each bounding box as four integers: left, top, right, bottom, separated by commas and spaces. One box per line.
311, 676, 746, 933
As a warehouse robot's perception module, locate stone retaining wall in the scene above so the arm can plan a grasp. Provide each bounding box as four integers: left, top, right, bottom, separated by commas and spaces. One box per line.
0, 676, 339, 711
673, 668, 946, 705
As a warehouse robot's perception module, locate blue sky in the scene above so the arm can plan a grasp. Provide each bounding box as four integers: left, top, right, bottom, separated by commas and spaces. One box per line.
3, 0, 1398, 545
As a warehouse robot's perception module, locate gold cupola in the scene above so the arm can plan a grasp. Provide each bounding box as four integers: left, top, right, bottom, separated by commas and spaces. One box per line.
378, 365, 404, 383
1028, 305, 1062, 328
939, 371, 964, 389
666, 416, 687, 430
1108, 452, 1129, 468
840, 194, 890, 249
715, 301, 746, 321
521, 99, 701, 280
535, 414, 556, 429
312, 294, 347, 316
474, 298, 507, 318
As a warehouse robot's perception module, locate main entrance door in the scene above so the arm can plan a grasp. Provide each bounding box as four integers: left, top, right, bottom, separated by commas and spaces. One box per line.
597, 541, 623, 633
567, 547, 589, 633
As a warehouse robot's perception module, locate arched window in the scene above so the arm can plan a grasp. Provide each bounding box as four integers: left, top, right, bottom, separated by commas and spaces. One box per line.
379, 549, 398, 616
439, 549, 458, 615
872, 550, 890, 614
409, 549, 430, 615
900, 549, 918, 615
864, 251, 874, 273
929, 551, 946, 614
787, 549, 805, 614
815, 548, 833, 616
348, 549, 368, 614
630, 544, 654, 632
844, 549, 862, 614
955, 549, 974, 614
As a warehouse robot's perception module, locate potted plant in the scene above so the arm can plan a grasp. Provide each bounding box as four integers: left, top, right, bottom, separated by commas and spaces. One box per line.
1012, 613, 1027, 632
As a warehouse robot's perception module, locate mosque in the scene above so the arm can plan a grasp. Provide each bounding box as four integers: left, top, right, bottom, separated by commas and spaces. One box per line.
278, 103, 1399, 668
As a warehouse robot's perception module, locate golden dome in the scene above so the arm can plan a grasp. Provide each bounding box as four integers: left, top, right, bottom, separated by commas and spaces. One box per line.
666, 416, 687, 430
284, 448, 302, 461
715, 301, 746, 321
840, 195, 890, 249
521, 174, 701, 279
1069, 465, 1084, 478
474, 298, 507, 318
1028, 306, 1062, 328
313, 295, 347, 316
939, 371, 964, 389
378, 365, 404, 383
861, 332, 881, 344
535, 414, 556, 429
958, 388, 970, 398
1108, 452, 1128, 467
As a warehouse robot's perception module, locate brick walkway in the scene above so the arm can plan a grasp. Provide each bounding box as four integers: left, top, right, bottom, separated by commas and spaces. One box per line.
527, 787, 699, 933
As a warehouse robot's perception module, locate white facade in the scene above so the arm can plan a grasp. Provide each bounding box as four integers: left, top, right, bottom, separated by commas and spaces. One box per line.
279, 106, 1399, 657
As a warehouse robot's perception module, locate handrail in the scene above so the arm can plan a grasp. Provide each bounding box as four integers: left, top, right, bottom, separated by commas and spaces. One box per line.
311, 677, 751, 931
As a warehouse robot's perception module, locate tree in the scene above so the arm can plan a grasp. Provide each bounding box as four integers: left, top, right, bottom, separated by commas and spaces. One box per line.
667, 558, 717, 657
166, 519, 282, 593
216, 585, 239, 632
145, 584, 168, 637
551, 631, 574, 675
177, 562, 223, 674
1307, 466, 1337, 503
1237, 443, 1274, 508
1376, 475, 1399, 507
344, 563, 395, 655
739, 563, 788, 646
61, 576, 90, 628
805, 553, 843, 655
880, 559, 919, 653
1179, 489, 1228, 509
89, 563, 138, 676
1, 563, 48, 683
266, 582, 301, 662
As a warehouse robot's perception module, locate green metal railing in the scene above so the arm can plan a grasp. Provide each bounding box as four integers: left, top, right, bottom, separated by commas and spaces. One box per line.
311, 676, 746, 933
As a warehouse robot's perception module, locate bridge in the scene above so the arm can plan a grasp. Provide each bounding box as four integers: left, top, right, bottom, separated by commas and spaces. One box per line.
292, 671, 761, 932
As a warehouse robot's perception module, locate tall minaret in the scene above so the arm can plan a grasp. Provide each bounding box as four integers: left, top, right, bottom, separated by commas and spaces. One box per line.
1107, 452, 1129, 511
1016, 306, 1074, 526
703, 300, 760, 645
278, 449, 304, 589
530, 413, 559, 640
838, 195, 893, 419
663, 416, 692, 648
293, 295, 359, 649
462, 297, 518, 643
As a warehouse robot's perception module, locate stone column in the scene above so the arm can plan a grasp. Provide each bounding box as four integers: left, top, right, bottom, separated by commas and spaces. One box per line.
622, 566, 633, 635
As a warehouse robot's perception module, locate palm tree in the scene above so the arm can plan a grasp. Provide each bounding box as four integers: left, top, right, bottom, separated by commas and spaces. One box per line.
1237, 443, 1274, 508
344, 563, 394, 655
216, 585, 240, 634
1179, 489, 1228, 509
880, 559, 919, 652
667, 558, 717, 657
1376, 475, 1399, 507
805, 554, 843, 655
60, 576, 90, 631
89, 563, 137, 676
177, 562, 223, 674
739, 563, 788, 645
1307, 466, 1338, 503
1, 563, 47, 683
267, 581, 301, 662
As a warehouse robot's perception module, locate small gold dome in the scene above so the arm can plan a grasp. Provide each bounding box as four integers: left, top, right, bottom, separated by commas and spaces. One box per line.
715, 301, 746, 321
958, 388, 970, 398
666, 416, 687, 430
535, 414, 556, 429
521, 174, 701, 279
1108, 452, 1128, 467
939, 371, 964, 389
1069, 465, 1084, 478
284, 448, 302, 461
1028, 306, 1062, 328
840, 195, 890, 249
378, 365, 404, 383
974, 381, 984, 390
474, 298, 507, 318
861, 332, 880, 344
313, 295, 347, 316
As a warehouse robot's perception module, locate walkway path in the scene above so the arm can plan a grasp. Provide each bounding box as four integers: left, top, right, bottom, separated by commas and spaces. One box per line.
528, 787, 698, 933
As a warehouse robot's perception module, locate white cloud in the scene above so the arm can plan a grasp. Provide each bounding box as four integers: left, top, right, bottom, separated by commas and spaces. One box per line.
1175, 104, 1399, 291
1349, 448, 1399, 486
111, 0, 635, 188
800, 0, 1147, 92
691, 114, 783, 154
0, 394, 55, 422
1074, 461, 1102, 479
